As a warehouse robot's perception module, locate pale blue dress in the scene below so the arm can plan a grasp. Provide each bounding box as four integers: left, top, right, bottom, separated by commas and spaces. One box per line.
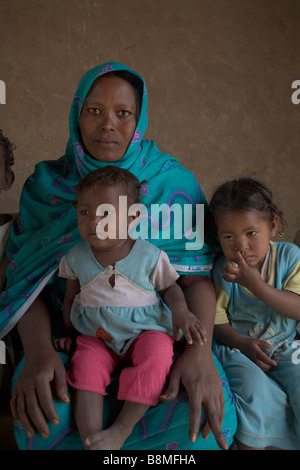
58, 238, 179, 355
213, 241, 300, 449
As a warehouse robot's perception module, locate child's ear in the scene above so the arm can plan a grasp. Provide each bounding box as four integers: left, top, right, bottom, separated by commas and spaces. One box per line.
270, 214, 279, 237
2, 170, 14, 191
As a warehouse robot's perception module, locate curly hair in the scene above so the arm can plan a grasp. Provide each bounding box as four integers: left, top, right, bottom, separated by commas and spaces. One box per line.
76, 165, 146, 205
0, 129, 15, 172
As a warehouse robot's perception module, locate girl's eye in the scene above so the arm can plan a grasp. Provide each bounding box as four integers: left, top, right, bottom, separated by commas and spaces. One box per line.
224, 235, 233, 241
247, 231, 257, 237
79, 209, 89, 215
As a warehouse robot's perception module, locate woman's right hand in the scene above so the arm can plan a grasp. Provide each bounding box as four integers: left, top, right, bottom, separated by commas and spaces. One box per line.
10, 344, 69, 439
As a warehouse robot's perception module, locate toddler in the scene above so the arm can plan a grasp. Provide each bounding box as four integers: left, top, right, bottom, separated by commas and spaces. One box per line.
54, 165, 206, 450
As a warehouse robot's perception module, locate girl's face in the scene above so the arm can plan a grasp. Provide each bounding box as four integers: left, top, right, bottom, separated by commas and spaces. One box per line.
216, 209, 278, 271
79, 75, 137, 162
76, 184, 136, 254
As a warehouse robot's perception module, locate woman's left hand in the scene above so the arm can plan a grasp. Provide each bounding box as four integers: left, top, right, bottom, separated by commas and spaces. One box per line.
160, 342, 228, 450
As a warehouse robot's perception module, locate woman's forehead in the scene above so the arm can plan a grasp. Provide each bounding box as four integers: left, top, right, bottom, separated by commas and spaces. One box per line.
85, 74, 137, 103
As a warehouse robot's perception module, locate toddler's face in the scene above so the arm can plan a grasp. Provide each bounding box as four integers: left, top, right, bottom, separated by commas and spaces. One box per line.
76, 183, 136, 252
216, 209, 278, 272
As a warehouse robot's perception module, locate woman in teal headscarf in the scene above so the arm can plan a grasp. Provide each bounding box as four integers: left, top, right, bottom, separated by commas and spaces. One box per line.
0, 62, 236, 450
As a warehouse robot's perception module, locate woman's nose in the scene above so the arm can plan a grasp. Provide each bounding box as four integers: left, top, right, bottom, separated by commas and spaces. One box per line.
100, 112, 115, 130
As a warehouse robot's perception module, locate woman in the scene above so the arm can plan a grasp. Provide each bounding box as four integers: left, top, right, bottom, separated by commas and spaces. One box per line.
0, 62, 236, 450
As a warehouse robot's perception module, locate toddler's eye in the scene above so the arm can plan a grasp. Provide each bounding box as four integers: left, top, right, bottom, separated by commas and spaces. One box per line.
79, 209, 89, 215
103, 210, 111, 216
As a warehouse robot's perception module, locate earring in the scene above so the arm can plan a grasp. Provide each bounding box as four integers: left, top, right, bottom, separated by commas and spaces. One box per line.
278, 231, 284, 237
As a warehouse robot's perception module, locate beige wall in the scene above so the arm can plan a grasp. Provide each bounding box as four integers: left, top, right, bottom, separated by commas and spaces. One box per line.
0, 0, 299, 242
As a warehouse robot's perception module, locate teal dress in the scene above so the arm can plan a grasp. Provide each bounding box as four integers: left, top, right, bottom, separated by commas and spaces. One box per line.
1, 62, 237, 450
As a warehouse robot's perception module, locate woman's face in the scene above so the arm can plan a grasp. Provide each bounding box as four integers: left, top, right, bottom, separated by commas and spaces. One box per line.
79, 75, 137, 162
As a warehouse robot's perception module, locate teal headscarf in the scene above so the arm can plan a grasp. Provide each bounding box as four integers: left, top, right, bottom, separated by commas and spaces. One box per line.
0, 62, 213, 337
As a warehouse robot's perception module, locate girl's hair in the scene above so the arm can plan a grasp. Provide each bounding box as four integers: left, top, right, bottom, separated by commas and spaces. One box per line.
206, 177, 287, 240
0, 129, 15, 172
76, 165, 145, 205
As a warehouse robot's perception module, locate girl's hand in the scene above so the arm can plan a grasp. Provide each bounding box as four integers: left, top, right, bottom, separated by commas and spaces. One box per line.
53, 336, 75, 355
239, 336, 277, 371
172, 309, 207, 345
223, 250, 262, 292
10, 345, 69, 439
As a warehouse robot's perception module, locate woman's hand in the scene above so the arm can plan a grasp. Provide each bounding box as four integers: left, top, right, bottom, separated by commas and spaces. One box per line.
10, 344, 69, 439
161, 343, 228, 450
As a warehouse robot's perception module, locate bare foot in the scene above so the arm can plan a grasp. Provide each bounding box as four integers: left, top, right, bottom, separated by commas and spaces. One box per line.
84, 421, 132, 450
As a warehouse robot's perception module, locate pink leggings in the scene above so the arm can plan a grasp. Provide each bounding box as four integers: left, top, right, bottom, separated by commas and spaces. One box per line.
67, 331, 174, 406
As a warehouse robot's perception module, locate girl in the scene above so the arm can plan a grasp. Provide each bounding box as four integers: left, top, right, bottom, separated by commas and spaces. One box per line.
54, 165, 206, 450
207, 177, 300, 450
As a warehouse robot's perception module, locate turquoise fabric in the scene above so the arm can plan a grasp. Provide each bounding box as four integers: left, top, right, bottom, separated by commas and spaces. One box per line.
0, 61, 237, 449
12, 350, 237, 450
0, 61, 213, 336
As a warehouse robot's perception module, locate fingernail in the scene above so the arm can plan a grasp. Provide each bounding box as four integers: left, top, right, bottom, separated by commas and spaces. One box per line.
64, 393, 70, 403
41, 432, 49, 438
191, 433, 197, 442
160, 394, 168, 399
52, 418, 59, 425
26, 430, 34, 438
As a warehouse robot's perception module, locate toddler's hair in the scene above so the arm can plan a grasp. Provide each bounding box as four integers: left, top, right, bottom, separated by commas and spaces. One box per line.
207, 177, 287, 238
0, 129, 15, 172
77, 165, 145, 205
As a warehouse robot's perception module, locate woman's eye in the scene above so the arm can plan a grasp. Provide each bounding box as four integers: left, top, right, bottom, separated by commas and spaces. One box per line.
119, 110, 130, 117
88, 108, 100, 115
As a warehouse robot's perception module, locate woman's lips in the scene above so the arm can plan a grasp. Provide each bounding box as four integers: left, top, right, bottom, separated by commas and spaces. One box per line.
96, 139, 117, 147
